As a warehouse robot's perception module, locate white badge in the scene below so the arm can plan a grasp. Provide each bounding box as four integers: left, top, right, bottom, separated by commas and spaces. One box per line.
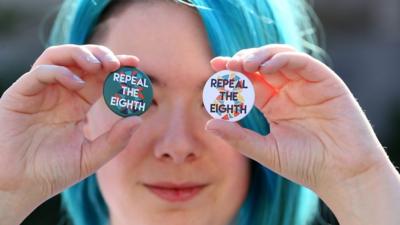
203, 70, 255, 122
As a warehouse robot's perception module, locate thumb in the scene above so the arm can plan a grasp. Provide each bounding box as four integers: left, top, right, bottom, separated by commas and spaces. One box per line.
80, 116, 142, 177
205, 119, 280, 172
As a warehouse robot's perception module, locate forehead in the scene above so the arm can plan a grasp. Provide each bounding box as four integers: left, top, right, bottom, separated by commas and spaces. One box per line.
95, 1, 214, 89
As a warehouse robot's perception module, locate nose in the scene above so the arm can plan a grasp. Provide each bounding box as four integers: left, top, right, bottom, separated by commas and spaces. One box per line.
153, 106, 200, 164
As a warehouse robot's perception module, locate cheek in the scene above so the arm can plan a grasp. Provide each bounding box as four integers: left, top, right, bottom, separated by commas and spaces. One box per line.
211, 139, 251, 199
212, 139, 250, 174
96, 126, 153, 189
96, 145, 145, 213
223, 152, 250, 190
83, 98, 121, 140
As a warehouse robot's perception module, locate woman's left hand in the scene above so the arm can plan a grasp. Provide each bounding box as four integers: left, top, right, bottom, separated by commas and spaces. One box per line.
206, 44, 400, 224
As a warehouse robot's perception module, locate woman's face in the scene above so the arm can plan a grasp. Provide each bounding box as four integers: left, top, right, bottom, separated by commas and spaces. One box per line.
84, 2, 250, 225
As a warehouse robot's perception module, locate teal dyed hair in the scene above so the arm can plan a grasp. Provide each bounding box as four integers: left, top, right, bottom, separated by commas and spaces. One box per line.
50, 0, 326, 224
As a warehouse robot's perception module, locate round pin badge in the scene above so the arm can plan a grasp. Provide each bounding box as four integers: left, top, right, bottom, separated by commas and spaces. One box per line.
103, 66, 153, 117
202, 70, 255, 122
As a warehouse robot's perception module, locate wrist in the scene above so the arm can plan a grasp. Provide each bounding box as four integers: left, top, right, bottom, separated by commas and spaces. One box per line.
318, 156, 400, 225
0, 190, 42, 225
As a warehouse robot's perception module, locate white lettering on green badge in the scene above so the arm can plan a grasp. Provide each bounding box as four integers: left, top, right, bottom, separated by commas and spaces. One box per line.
103, 67, 153, 117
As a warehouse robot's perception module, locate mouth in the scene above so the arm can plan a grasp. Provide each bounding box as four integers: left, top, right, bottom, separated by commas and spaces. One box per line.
143, 182, 208, 202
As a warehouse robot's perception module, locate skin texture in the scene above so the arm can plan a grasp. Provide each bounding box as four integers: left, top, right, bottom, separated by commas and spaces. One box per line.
88, 2, 249, 225
0, 1, 399, 225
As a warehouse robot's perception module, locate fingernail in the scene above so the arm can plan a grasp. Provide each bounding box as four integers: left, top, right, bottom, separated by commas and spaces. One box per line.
104, 54, 119, 63
86, 55, 101, 64
71, 74, 85, 84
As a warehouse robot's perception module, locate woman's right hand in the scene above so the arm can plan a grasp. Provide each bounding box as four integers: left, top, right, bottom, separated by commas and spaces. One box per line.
0, 44, 141, 223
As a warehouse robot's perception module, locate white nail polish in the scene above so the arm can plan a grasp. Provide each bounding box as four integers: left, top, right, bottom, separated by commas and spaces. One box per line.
72, 74, 85, 84
86, 55, 101, 64
104, 54, 119, 63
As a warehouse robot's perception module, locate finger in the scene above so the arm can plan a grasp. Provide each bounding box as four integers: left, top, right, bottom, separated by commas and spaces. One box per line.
210, 56, 231, 72
210, 45, 297, 74
242, 44, 297, 73
74, 54, 140, 104
80, 116, 142, 177
10, 65, 85, 96
244, 72, 276, 109
34, 44, 103, 75
226, 57, 244, 72
116, 54, 140, 68
210, 57, 278, 110
209, 48, 254, 72
224, 48, 254, 71
205, 119, 281, 173
85, 44, 121, 72
210, 45, 295, 89
259, 52, 334, 82
239, 45, 294, 90
261, 71, 290, 90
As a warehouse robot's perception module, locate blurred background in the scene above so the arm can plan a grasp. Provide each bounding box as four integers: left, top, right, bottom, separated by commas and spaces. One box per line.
0, 0, 399, 224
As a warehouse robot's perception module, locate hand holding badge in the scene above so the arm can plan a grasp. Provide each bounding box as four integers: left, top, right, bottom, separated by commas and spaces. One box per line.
202, 70, 255, 122
103, 66, 254, 122
103, 66, 153, 117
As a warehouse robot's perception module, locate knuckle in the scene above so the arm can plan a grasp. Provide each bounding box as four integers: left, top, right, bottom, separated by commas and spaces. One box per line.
43, 44, 78, 54
41, 46, 57, 57
72, 45, 90, 55
243, 61, 257, 71
98, 45, 112, 52
233, 49, 249, 58
41, 44, 85, 61
58, 44, 88, 57
63, 44, 81, 50
236, 49, 248, 56
271, 52, 287, 60
261, 44, 278, 51
297, 52, 311, 58
32, 65, 70, 78
281, 44, 297, 51
263, 44, 297, 52
295, 53, 315, 66
30, 64, 49, 74
277, 51, 298, 58
88, 44, 113, 54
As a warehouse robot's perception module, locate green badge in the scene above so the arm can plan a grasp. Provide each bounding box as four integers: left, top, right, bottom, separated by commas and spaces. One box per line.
103, 66, 153, 117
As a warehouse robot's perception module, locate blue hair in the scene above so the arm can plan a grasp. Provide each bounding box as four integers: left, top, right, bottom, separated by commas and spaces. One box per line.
50, 0, 326, 224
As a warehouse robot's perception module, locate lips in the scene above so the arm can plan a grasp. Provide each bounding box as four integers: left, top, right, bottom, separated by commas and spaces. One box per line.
143, 182, 207, 202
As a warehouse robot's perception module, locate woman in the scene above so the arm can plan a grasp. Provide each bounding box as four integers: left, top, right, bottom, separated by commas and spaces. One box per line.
0, 0, 399, 225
